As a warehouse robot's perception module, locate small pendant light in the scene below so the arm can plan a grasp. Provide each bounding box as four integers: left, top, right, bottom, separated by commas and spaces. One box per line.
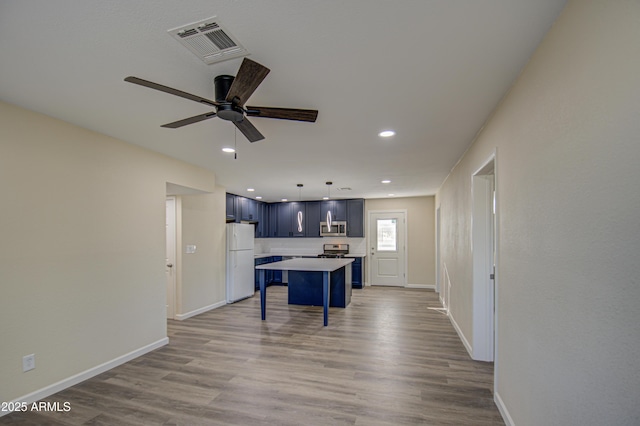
296, 184, 304, 233
325, 181, 332, 228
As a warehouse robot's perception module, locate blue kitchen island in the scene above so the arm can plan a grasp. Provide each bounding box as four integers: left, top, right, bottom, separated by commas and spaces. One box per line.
255, 257, 354, 326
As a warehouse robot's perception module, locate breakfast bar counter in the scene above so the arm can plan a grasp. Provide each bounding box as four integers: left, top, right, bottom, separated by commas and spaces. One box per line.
255, 257, 354, 326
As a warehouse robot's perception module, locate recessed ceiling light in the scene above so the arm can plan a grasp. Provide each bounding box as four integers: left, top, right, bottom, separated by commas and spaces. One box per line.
255, 196, 262, 200
281, 198, 288, 202
388, 193, 395, 197
222, 147, 235, 153
322, 196, 329, 200
378, 130, 396, 138
381, 180, 391, 184
247, 188, 255, 192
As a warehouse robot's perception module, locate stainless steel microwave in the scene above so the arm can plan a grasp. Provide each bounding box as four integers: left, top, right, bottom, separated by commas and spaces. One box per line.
320, 221, 347, 237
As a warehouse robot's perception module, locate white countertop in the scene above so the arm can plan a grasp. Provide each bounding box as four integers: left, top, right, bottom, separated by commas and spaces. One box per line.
255, 257, 354, 272
255, 253, 365, 259
254, 252, 317, 259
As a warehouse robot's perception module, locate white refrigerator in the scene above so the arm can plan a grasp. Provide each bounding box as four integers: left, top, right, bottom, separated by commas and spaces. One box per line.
226, 223, 255, 303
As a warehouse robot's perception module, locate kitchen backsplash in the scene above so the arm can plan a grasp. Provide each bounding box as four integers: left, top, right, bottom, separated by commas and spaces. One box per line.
255, 237, 366, 256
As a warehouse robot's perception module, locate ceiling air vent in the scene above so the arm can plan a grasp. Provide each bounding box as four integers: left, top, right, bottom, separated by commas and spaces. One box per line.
168, 16, 248, 65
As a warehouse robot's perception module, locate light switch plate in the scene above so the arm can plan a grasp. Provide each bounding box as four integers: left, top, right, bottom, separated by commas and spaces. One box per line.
186, 245, 197, 254
23, 354, 35, 372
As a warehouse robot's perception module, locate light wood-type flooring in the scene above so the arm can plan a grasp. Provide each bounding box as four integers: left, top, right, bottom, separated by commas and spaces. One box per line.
2, 286, 504, 425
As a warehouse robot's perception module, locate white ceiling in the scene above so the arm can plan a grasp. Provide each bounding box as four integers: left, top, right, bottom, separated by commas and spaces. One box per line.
0, 0, 566, 202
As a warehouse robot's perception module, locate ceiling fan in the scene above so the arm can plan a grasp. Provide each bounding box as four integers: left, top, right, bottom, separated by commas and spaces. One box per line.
124, 58, 318, 142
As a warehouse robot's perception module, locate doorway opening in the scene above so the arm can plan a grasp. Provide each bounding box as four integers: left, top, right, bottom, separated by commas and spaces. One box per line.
436, 206, 441, 294
165, 182, 211, 321
471, 154, 496, 362
166, 196, 177, 319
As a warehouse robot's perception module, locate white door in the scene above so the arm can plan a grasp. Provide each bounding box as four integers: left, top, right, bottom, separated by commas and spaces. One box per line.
166, 197, 176, 319
436, 206, 441, 294
369, 211, 406, 286
471, 157, 496, 361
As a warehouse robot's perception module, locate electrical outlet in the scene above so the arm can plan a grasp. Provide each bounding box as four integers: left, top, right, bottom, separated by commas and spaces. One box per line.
22, 354, 35, 372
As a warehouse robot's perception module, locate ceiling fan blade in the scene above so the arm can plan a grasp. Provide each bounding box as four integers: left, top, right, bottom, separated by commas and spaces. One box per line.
233, 118, 265, 142
161, 112, 217, 129
225, 58, 270, 106
125, 76, 219, 107
245, 106, 318, 122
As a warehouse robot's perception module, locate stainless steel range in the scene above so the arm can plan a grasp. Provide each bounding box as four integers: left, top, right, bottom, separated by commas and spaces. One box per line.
318, 243, 349, 258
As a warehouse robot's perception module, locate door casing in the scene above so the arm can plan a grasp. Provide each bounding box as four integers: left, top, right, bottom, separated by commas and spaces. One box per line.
471, 153, 497, 362
368, 210, 407, 287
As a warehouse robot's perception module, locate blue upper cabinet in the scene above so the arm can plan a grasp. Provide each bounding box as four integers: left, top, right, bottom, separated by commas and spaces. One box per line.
250, 198, 258, 220
269, 201, 308, 238
275, 202, 291, 237
239, 197, 258, 221
260, 202, 271, 238
289, 202, 306, 237
227, 194, 364, 238
268, 203, 278, 237
226, 193, 266, 235
346, 199, 364, 237
238, 196, 248, 220
226, 193, 237, 222
254, 201, 267, 238
320, 200, 346, 222
275, 202, 306, 237
305, 201, 321, 237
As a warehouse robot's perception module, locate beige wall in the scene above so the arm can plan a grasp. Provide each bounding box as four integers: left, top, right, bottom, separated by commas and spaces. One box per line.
0, 101, 226, 404
179, 192, 227, 316
365, 196, 435, 286
436, 1, 640, 424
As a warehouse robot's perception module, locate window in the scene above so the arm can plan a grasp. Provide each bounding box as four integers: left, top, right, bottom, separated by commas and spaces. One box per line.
377, 219, 397, 251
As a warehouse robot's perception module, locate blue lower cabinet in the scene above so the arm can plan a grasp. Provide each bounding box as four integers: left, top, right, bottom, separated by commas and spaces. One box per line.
351, 258, 363, 289
255, 256, 284, 289
288, 267, 350, 308
255, 257, 268, 290
271, 256, 283, 283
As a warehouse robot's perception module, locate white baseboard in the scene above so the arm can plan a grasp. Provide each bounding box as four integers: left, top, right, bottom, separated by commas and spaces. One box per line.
406, 283, 436, 290
362, 282, 435, 290
174, 300, 226, 321
494, 391, 515, 426
448, 311, 473, 358
2, 337, 168, 417
439, 295, 447, 310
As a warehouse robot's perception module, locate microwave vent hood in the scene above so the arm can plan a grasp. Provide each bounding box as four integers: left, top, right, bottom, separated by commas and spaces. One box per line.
320, 221, 347, 237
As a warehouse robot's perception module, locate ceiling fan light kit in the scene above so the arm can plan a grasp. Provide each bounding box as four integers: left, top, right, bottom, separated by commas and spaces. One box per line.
213, 75, 243, 122
125, 58, 318, 143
